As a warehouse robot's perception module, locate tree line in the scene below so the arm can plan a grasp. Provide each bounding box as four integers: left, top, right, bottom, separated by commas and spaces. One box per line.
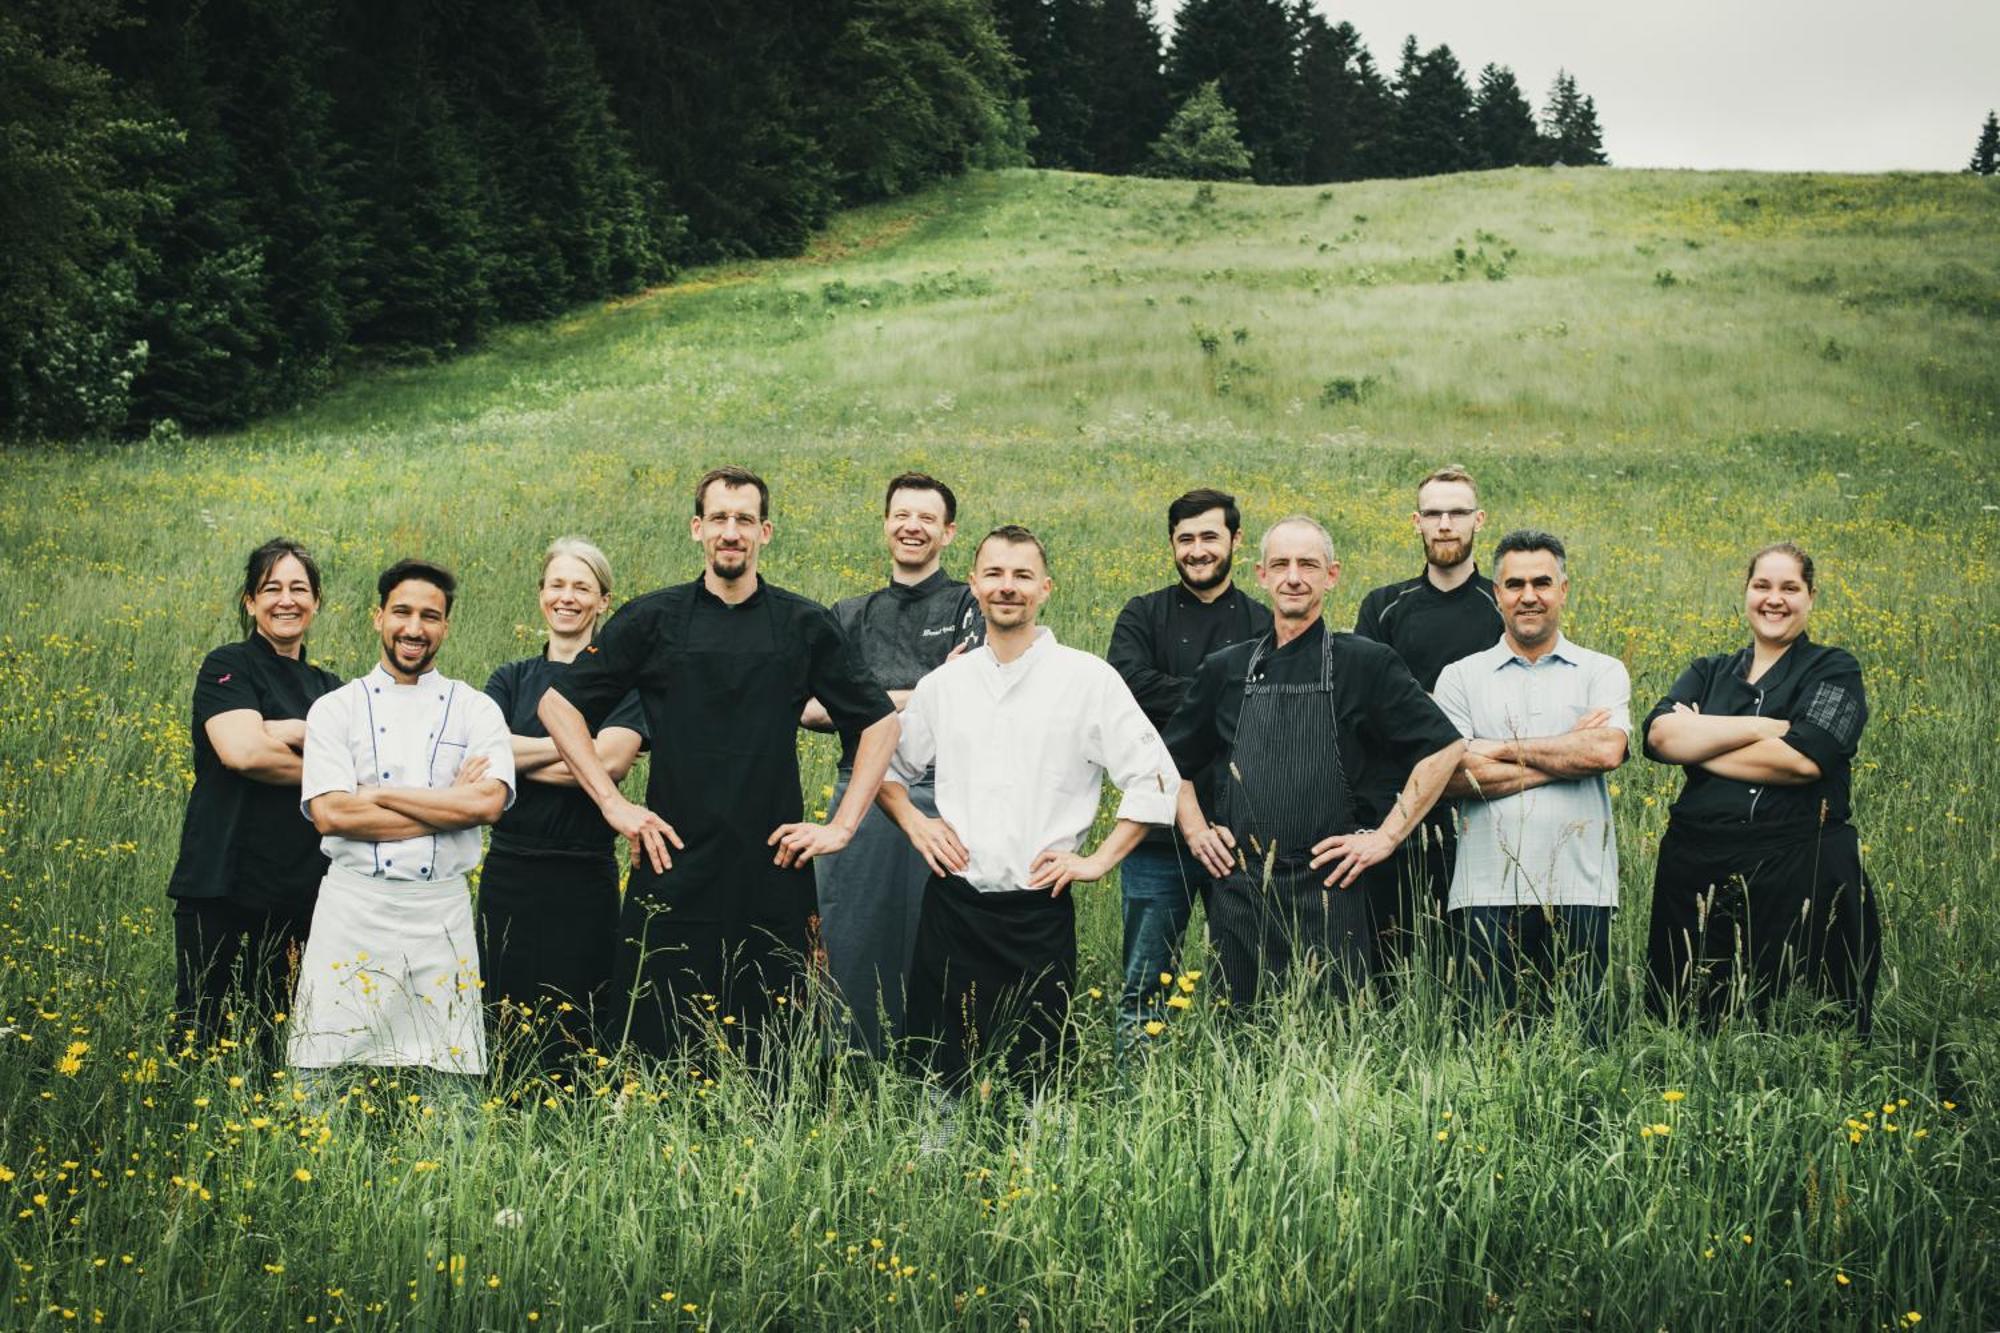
1001, 0, 1605, 183
2, 0, 1606, 442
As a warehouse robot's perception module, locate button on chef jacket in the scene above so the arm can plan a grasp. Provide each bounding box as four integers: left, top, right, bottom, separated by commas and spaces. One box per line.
299, 665, 516, 881
550, 576, 893, 906
888, 628, 1181, 894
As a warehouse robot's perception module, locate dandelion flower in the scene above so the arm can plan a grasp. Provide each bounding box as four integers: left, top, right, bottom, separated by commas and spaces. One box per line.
1143, 1020, 1166, 1037
1661, 1090, 1686, 1103
292, 1169, 311, 1183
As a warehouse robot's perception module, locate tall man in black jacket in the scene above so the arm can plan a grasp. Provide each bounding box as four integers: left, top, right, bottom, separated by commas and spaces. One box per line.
1352, 465, 1504, 975
1107, 489, 1271, 1049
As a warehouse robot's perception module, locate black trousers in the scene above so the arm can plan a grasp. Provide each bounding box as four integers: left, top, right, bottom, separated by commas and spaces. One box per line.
477, 846, 619, 1078
904, 875, 1075, 1090
172, 895, 314, 1059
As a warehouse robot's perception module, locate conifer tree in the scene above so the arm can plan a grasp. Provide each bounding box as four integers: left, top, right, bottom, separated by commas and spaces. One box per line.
1165, 0, 1305, 182
1469, 62, 1537, 169
1296, 12, 1391, 182
1086, 0, 1170, 175
1144, 79, 1252, 179
1970, 110, 1999, 176
1390, 40, 1473, 177
1540, 69, 1607, 166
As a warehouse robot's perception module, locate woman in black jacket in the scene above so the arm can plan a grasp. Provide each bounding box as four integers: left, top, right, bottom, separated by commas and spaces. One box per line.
1642, 542, 1879, 1034
167, 538, 341, 1055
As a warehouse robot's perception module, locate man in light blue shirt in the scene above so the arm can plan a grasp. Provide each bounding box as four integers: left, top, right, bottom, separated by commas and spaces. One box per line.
1434, 530, 1629, 1033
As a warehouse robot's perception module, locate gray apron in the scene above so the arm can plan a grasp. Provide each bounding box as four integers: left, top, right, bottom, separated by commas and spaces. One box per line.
1206, 631, 1371, 1007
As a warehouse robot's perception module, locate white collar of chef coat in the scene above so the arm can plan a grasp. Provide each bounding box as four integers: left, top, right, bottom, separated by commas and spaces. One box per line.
365, 662, 445, 692
974, 625, 1056, 700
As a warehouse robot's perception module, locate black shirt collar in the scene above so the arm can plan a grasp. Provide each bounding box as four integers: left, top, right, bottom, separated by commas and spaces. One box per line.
694, 573, 765, 609
1418, 564, 1484, 596
245, 628, 306, 665
1268, 616, 1327, 656
1731, 631, 1813, 683
887, 568, 950, 600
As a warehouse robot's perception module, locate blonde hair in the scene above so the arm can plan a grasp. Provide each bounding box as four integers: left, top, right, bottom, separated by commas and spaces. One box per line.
1417, 465, 1478, 504
541, 536, 614, 628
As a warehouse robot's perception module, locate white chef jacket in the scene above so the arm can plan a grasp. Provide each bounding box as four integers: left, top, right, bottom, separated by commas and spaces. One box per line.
889, 628, 1180, 893
300, 664, 514, 882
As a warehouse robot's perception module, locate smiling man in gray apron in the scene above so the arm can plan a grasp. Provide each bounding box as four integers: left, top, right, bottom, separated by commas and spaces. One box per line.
1165, 517, 1466, 1007
538, 467, 899, 1065
803, 471, 982, 1058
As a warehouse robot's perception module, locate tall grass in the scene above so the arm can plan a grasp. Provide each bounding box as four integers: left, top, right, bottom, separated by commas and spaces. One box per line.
0, 166, 1994, 1327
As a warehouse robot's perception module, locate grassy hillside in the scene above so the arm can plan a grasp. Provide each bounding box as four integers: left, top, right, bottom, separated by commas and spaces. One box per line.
0, 167, 1995, 1328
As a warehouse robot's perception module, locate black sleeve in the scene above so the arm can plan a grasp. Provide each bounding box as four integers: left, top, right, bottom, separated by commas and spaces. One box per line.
1641, 658, 1714, 765
483, 661, 517, 726
603, 689, 650, 747
806, 607, 894, 734
191, 644, 261, 725
553, 598, 653, 730
1353, 587, 1384, 641
1162, 651, 1229, 779
1358, 646, 1461, 761
1779, 647, 1866, 774
1107, 594, 1186, 728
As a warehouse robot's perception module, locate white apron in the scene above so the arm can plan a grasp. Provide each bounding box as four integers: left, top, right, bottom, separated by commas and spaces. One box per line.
288, 864, 486, 1074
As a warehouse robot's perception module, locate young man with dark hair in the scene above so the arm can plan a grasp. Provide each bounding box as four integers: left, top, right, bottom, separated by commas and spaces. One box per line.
882, 525, 1180, 1091
805, 472, 983, 1057
1106, 488, 1270, 1049
1352, 466, 1505, 976
1434, 530, 1629, 1034
291, 559, 515, 1083
539, 467, 899, 1064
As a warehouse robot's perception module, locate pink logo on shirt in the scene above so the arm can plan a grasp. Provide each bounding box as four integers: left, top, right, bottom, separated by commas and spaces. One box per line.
216, 673, 232, 683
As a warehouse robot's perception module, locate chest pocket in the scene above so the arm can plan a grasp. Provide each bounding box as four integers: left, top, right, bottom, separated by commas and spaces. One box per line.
426, 696, 475, 789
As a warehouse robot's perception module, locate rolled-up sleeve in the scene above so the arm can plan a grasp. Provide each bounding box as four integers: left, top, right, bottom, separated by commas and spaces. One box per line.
1781, 649, 1866, 774
1090, 665, 1180, 826
888, 676, 938, 787
1641, 659, 1711, 765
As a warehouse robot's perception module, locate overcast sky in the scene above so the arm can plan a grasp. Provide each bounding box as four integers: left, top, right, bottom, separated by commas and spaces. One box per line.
1159, 0, 1999, 171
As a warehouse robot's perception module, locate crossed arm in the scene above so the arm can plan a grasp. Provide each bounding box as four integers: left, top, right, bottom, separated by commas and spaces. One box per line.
1645, 703, 1821, 784
510, 727, 643, 787
308, 757, 508, 839
1445, 710, 1629, 800
205, 711, 310, 785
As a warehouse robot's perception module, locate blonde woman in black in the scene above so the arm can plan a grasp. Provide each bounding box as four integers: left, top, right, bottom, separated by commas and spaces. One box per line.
481, 538, 646, 1076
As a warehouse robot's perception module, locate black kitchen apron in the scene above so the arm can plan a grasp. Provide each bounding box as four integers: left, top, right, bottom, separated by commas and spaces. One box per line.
1645, 812, 1880, 1037
1206, 632, 1372, 1008
477, 842, 619, 1079
609, 592, 815, 1065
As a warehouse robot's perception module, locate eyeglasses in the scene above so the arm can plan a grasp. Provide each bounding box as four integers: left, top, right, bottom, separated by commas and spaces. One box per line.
1417, 508, 1477, 522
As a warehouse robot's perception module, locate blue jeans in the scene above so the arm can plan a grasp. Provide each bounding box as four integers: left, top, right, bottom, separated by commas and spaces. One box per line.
1118, 841, 1202, 1050
1454, 904, 1611, 1040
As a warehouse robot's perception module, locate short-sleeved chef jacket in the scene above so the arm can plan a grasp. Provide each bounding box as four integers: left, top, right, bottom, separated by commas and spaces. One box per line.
828, 568, 981, 770
1163, 618, 1463, 825
1353, 568, 1502, 692
1642, 634, 1865, 825
552, 576, 893, 830
168, 632, 342, 905
484, 654, 648, 854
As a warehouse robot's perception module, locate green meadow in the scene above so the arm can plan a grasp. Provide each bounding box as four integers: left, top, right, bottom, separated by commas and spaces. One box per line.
0, 167, 1995, 1328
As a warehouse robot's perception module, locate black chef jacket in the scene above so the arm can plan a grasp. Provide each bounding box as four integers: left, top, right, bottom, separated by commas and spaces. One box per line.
484, 653, 648, 855
1643, 635, 1866, 826
1353, 567, 1502, 692
167, 632, 341, 907
1108, 581, 1272, 846
828, 568, 981, 771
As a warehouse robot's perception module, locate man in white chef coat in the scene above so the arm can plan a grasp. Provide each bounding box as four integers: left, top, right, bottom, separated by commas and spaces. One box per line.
878, 525, 1180, 1090
292, 559, 514, 1087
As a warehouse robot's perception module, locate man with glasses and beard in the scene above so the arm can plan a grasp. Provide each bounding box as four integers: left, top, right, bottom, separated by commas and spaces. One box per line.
539, 467, 898, 1067
1353, 466, 1504, 979
1106, 489, 1270, 1050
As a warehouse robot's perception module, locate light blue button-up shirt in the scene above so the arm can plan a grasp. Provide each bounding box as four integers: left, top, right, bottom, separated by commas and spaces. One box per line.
1434, 634, 1631, 910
